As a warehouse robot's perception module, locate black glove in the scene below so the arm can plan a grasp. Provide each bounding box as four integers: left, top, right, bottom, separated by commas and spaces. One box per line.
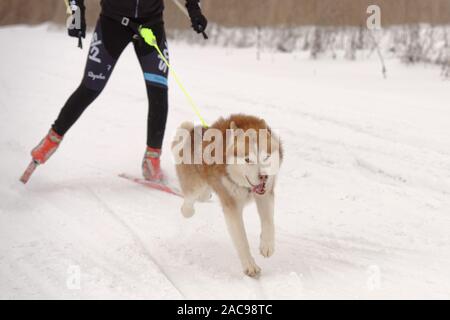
67, 0, 86, 39
186, 0, 208, 34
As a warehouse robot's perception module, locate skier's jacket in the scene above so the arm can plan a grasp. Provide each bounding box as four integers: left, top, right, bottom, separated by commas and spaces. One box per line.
78, 0, 200, 25
101, 0, 164, 21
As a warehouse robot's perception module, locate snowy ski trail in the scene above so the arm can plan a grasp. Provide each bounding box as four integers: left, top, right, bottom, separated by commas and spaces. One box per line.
1, 25, 450, 299
85, 186, 186, 298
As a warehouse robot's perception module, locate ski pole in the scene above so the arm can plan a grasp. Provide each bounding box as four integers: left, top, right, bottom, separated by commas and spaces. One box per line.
63, 0, 71, 14
64, 0, 83, 49
171, 0, 208, 40
140, 27, 209, 128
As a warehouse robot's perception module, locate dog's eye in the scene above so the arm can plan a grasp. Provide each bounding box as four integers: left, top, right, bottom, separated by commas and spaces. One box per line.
245, 157, 251, 163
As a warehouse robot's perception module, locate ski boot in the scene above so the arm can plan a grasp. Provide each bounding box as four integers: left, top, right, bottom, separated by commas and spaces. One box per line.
142, 147, 163, 182
20, 129, 63, 184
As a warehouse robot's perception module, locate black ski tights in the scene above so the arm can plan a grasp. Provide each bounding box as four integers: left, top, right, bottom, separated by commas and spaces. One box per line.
52, 14, 169, 149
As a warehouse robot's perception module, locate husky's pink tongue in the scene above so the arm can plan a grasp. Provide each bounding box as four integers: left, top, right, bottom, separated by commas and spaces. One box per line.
253, 182, 266, 195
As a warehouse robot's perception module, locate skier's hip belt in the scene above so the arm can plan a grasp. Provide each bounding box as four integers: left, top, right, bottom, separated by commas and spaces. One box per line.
102, 12, 142, 35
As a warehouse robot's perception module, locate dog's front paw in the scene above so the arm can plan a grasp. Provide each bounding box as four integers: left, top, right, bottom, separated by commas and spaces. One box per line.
198, 190, 212, 202
243, 260, 261, 278
260, 238, 275, 258
181, 202, 195, 218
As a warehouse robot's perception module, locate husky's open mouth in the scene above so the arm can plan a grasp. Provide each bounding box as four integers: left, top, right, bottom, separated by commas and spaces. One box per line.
245, 176, 266, 195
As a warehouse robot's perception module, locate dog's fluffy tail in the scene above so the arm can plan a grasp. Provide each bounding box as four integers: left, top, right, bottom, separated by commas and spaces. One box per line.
171, 121, 194, 154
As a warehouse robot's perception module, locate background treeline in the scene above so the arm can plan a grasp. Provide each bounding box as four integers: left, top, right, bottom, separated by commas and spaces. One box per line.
1, 0, 448, 76
1, 0, 450, 28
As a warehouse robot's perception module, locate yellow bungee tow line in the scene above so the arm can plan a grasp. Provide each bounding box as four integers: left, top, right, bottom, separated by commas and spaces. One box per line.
139, 27, 209, 128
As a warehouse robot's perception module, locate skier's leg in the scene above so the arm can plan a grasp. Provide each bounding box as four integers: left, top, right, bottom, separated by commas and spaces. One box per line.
134, 23, 169, 181
53, 15, 133, 136
135, 23, 169, 149
30, 15, 133, 167
52, 84, 100, 136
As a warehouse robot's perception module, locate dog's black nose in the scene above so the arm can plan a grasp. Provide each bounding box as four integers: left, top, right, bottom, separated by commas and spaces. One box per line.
259, 174, 268, 182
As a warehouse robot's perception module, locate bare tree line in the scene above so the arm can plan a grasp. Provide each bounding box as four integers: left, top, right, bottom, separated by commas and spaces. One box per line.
200, 0, 450, 27
1, 0, 450, 28
168, 23, 450, 78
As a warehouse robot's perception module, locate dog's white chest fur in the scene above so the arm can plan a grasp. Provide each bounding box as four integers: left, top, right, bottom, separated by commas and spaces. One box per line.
221, 176, 252, 203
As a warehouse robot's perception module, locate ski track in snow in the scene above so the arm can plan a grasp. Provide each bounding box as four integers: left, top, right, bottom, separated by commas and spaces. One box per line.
1, 25, 450, 299
85, 186, 186, 298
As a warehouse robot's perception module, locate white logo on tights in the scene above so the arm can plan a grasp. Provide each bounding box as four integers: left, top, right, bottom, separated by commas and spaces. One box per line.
88, 71, 106, 81
89, 32, 102, 64
158, 42, 169, 74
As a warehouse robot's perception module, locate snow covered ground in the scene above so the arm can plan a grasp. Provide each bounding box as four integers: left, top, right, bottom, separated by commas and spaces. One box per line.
1, 25, 449, 299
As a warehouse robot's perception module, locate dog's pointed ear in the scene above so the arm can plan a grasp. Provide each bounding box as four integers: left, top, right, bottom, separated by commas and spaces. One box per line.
230, 121, 238, 130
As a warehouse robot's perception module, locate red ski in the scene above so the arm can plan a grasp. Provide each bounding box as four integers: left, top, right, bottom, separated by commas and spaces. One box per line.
20, 160, 39, 184
119, 173, 183, 198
